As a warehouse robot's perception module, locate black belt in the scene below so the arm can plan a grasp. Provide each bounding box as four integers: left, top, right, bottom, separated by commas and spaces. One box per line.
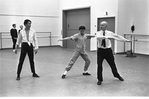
98, 47, 111, 50
22, 42, 33, 46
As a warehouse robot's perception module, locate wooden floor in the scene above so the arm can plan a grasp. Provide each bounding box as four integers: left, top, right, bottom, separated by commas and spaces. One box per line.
0, 47, 149, 97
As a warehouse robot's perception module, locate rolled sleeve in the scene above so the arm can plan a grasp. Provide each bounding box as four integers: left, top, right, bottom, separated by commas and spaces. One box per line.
70, 34, 78, 41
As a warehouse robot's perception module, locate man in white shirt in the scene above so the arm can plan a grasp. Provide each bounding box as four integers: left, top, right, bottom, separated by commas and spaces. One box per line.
15, 19, 39, 80
96, 21, 130, 85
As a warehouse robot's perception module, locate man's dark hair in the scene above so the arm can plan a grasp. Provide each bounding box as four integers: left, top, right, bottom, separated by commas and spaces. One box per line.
79, 26, 86, 30
24, 19, 32, 25
12, 24, 16, 27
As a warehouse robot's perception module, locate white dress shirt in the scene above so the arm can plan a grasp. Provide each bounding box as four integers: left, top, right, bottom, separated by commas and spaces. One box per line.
16, 29, 38, 49
96, 30, 114, 49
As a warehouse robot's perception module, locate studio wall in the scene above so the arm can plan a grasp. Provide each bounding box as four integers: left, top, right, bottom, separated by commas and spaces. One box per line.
0, 0, 60, 49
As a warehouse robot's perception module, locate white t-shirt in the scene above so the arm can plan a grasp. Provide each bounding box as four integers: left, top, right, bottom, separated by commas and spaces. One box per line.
70, 33, 91, 54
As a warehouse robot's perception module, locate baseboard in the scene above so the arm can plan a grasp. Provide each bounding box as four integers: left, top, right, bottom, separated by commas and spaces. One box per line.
39, 45, 61, 48
0, 45, 62, 50
115, 52, 149, 56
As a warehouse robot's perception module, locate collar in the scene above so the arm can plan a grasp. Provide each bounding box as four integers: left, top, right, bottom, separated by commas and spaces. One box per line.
101, 30, 107, 32
79, 33, 85, 36
22, 28, 33, 32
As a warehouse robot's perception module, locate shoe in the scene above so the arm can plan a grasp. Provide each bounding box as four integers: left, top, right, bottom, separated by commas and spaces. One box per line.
13, 49, 15, 52
32, 73, 40, 77
97, 81, 102, 85
62, 74, 66, 79
16, 75, 20, 80
16, 77, 20, 80
83, 72, 91, 75
117, 76, 124, 81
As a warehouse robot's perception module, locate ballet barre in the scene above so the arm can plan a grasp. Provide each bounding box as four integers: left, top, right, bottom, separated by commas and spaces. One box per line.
124, 33, 149, 57
0, 32, 51, 49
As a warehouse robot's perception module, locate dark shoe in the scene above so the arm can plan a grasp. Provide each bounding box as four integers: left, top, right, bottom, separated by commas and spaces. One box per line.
16, 75, 20, 80
83, 72, 91, 75
117, 76, 124, 81
97, 81, 102, 85
62, 74, 66, 79
16, 77, 20, 80
32, 73, 40, 77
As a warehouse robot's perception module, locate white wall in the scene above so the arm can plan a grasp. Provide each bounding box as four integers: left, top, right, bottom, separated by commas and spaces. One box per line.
117, 0, 149, 55
0, 0, 60, 49
60, 0, 90, 9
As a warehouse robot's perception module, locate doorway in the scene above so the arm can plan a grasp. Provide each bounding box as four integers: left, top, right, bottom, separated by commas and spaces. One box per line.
62, 8, 90, 51
97, 17, 115, 53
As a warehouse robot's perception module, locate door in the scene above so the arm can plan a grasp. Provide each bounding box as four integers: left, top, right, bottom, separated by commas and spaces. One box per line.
63, 8, 90, 51
97, 17, 115, 53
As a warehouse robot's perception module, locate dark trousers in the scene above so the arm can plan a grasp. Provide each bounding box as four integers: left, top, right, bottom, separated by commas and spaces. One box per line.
97, 48, 120, 81
12, 38, 17, 49
17, 43, 36, 75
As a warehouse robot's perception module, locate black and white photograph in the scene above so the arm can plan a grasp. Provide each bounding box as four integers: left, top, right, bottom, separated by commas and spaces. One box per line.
0, 0, 149, 97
